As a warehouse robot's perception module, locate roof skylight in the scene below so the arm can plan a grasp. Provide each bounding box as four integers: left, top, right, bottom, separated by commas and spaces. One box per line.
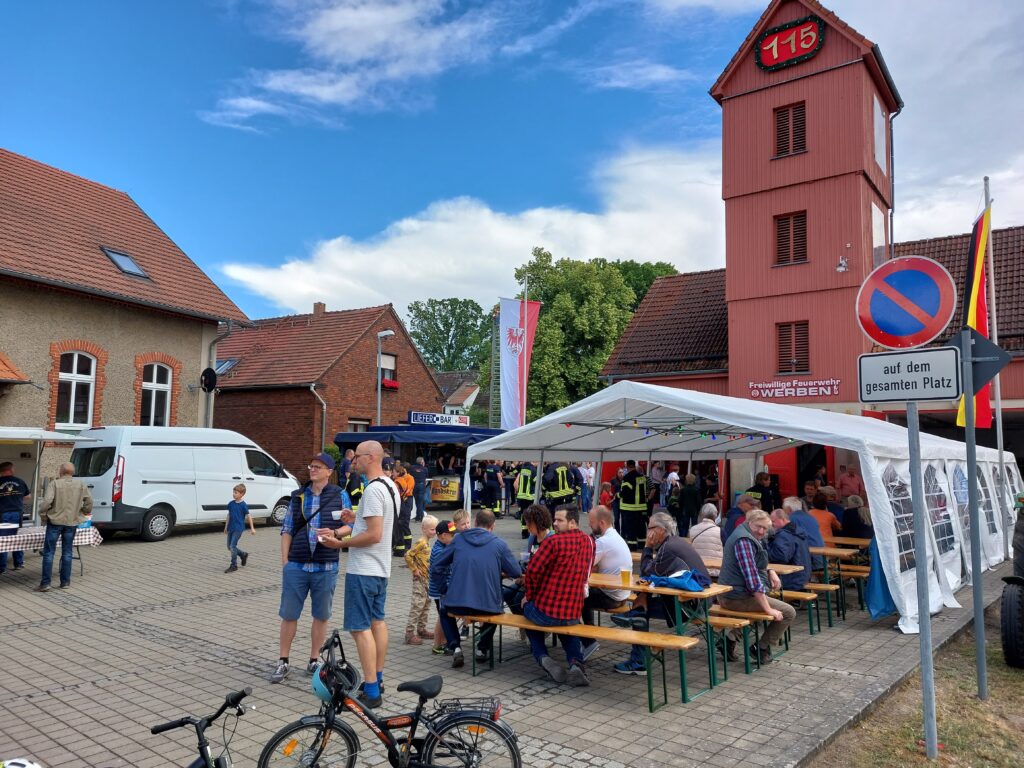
101, 247, 148, 278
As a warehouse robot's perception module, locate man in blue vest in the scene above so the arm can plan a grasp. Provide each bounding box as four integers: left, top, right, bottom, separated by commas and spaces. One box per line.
718, 509, 795, 665
271, 452, 346, 684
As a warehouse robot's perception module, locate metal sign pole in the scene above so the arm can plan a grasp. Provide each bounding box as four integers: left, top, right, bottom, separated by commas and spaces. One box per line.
962, 327, 989, 699
907, 401, 938, 758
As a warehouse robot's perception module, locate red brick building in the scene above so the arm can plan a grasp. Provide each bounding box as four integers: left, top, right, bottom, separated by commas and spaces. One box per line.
213, 303, 445, 476
601, 0, 1024, 496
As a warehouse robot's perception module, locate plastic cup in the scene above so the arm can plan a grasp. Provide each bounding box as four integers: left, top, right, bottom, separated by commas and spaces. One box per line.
331, 510, 342, 520
620, 567, 632, 587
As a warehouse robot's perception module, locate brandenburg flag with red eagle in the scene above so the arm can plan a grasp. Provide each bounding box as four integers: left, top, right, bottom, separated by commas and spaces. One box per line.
956, 206, 993, 428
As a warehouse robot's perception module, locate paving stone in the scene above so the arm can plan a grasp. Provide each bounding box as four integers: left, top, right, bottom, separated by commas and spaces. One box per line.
0, 520, 1009, 768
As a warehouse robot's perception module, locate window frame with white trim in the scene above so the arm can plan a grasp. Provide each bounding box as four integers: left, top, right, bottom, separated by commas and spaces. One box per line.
56, 351, 96, 430
140, 362, 172, 427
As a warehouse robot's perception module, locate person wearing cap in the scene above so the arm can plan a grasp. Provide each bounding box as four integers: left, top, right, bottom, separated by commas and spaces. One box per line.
271, 451, 347, 685
428, 519, 457, 655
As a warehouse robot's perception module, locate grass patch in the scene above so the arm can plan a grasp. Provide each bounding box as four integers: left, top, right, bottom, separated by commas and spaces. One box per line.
810, 602, 1024, 767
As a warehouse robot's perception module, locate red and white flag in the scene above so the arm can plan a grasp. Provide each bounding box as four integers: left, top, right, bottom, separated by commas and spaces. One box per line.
499, 297, 540, 430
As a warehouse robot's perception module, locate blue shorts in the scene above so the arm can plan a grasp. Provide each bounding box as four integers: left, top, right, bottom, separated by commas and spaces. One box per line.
279, 565, 339, 622
344, 573, 388, 631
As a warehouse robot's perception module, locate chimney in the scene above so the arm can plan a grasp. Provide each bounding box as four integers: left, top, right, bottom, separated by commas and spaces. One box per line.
313, 301, 326, 316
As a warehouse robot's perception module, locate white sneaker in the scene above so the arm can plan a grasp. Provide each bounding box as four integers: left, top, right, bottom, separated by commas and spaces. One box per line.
270, 660, 290, 683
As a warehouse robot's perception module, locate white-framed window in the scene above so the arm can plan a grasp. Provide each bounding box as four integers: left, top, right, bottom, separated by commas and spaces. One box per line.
873, 95, 888, 174
140, 363, 172, 427
349, 419, 370, 432
379, 353, 397, 382
872, 202, 887, 267
56, 352, 96, 429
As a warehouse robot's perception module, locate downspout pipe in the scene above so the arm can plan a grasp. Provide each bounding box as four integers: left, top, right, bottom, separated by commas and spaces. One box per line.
310, 384, 328, 451
205, 320, 233, 427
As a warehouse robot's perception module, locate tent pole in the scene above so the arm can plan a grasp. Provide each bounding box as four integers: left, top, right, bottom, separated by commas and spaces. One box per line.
31, 440, 43, 526
463, 461, 472, 516
534, 451, 544, 504
595, 452, 604, 506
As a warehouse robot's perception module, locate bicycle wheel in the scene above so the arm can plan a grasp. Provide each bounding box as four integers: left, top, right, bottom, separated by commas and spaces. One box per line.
257, 717, 360, 768
422, 716, 521, 767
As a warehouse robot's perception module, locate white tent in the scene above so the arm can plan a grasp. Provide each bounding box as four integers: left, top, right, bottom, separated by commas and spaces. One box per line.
465, 380, 1019, 633
0, 427, 96, 525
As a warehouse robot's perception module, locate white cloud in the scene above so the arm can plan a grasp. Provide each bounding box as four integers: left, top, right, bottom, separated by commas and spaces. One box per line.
583, 59, 696, 90
222, 144, 724, 316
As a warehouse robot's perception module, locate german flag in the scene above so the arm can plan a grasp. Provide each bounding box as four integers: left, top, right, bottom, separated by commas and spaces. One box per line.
956, 206, 993, 428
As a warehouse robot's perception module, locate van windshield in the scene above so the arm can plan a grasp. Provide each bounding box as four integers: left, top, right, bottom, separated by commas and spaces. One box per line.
70, 447, 116, 477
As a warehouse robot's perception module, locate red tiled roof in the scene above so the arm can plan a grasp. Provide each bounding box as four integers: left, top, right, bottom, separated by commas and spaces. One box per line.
0, 350, 29, 383
601, 269, 728, 377
216, 305, 390, 388
446, 382, 479, 407
434, 370, 479, 399
896, 225, 1024, 351
0, 148, 247, 324
602, 225, 1024, 378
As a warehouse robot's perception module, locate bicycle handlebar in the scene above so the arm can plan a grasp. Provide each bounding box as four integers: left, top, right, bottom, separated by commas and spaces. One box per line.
149, 688, 252, 735
151, 717, 190, 735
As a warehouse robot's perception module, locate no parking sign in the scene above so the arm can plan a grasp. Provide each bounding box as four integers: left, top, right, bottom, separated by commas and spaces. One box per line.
856, 256, 957, 349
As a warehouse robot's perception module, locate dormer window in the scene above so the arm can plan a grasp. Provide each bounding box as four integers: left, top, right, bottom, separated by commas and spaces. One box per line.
101, 247, 148, 278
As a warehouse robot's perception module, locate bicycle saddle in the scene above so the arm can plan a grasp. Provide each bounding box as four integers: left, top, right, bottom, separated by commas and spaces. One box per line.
396, 675, 443, 699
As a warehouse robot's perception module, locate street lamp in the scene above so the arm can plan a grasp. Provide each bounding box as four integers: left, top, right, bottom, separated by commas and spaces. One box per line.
376, 329, 395, 425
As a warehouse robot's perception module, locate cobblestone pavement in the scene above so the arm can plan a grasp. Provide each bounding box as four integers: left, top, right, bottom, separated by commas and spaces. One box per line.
0, 517, 1008, 768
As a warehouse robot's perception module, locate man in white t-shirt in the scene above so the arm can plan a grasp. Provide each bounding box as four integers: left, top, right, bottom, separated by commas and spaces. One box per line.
579, 505, 632, 660
317, 440, 397, 709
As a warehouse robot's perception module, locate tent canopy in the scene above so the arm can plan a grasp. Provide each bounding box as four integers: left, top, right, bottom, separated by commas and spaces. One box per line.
466, 380, 1003, 464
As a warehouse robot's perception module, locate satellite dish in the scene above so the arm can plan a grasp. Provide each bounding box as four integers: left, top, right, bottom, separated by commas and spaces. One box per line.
200, 368, 218, 393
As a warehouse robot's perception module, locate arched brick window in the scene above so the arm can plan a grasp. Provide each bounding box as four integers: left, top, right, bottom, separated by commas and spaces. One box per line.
134, 353, 182, 427
48, 340, 109, 431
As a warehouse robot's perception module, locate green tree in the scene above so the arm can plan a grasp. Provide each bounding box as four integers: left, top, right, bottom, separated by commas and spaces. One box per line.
603, 259, 677, 311
406, 298, 489, 371
515, 247, 635, 420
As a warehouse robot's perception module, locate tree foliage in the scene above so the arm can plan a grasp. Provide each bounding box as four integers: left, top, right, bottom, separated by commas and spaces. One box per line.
514, 247, 635, 421
604, 259, 678, 311
407, 298, 489, 372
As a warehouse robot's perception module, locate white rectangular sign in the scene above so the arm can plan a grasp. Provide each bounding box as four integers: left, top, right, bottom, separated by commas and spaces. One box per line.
408, 411, 470, 427
858, 348, 962, 403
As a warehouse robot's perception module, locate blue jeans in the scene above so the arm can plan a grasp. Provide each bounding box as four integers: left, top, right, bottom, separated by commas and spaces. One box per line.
41, 523, 76, 587
226, 530, 246, 566
415, 486, 430, 521
523, 601, 583, 666
0, 511, 24, 570
580, 485, 592, 513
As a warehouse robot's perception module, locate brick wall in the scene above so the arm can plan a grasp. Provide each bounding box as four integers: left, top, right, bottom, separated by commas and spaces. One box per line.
214, 387, 319, 481
214, 308, 446, 476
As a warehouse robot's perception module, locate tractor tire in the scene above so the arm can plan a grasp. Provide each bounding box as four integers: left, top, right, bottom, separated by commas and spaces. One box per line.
1001, 581, 1024, 669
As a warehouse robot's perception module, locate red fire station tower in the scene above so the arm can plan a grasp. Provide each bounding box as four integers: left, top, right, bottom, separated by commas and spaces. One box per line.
710, 0, 902, 406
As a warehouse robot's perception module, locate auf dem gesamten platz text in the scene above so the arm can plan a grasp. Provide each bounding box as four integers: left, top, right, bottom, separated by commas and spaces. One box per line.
863, 360, 955, 396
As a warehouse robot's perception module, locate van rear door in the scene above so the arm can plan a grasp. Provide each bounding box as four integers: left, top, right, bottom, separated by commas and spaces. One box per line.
69, 444, 117, 521
194, 446, 246, 522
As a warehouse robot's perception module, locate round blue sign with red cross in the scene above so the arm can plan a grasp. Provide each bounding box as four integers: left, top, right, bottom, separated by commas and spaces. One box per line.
856, 255, 957, 349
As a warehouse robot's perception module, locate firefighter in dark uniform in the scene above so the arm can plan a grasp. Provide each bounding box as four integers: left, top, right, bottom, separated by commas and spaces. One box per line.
745, 472, 781, 513
542, 461, 576, 514
619, 459, 648, 550
514, 461, 537, 538
481, 460, 504, 516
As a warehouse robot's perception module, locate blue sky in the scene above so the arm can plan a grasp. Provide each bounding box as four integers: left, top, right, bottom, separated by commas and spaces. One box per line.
3, 1, 1022, 321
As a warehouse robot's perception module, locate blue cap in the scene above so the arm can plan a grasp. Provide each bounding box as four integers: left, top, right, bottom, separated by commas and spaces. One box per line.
311, 452, 336, 471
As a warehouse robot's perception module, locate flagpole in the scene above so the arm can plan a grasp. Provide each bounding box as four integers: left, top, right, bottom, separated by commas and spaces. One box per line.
983, 178, 1008, 558
521, 276, 529, 427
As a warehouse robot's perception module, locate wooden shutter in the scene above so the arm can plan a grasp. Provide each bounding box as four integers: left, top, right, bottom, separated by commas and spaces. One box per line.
774, 102, 806, 157
774, 106, 791, 157
792, 102, 806, 153
777, 321, 810, 374
775, 211, 808, 265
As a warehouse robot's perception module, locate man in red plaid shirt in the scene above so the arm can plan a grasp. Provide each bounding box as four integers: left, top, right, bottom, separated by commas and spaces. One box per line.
521, 505, 595, 686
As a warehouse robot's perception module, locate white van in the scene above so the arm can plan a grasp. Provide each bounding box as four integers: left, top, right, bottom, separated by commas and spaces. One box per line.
70, 426, 299, 541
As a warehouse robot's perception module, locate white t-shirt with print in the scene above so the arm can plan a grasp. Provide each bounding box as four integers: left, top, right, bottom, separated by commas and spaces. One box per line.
347, 476, 398, 578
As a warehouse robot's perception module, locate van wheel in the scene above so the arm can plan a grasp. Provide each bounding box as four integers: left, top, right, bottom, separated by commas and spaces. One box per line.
141, 507, 174, 542
270, 500, 289, 526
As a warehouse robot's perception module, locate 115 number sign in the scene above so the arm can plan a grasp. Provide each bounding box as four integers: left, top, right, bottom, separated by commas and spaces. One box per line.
756, 15, 826, 72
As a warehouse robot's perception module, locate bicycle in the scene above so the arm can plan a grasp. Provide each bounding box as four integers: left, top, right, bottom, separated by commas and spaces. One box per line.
150, 686, 253, 768
257, 629, 522, 768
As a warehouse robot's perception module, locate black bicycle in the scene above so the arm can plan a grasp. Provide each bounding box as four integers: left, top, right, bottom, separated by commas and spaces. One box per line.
150, 686, 253, 768
257, 630, 521, 768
